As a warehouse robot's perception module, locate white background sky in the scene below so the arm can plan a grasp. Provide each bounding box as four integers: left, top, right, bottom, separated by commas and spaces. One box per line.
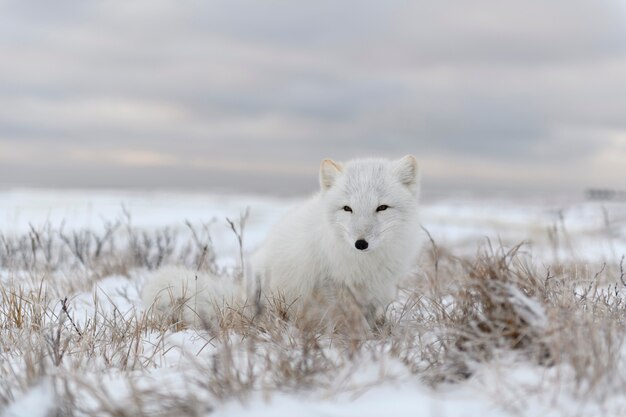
1, 0, 626, 195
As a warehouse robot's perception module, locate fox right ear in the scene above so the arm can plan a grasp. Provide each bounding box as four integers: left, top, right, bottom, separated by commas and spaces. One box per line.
394, 154, 420, 195
319, 159, 343, 191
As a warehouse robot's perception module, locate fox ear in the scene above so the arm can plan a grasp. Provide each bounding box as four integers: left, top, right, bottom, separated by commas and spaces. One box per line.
319, 159, 343, 191
394, 155, 419, 194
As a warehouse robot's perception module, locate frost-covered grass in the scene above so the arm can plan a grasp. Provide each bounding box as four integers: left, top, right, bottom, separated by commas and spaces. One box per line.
1, 190, 626, 416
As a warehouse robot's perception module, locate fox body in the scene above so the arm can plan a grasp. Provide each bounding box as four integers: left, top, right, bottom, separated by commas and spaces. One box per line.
143, 155, 421, 325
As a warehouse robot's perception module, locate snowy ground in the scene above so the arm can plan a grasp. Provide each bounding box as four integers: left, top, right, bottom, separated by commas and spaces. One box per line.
1, 188, 626, 417
2, 188, 625, 261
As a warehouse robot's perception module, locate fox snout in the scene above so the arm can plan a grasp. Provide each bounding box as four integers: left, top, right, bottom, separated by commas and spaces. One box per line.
354, 239, 369, 251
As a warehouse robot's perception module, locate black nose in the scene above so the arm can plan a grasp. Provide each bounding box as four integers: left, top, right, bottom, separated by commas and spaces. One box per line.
355, 239, 369, 250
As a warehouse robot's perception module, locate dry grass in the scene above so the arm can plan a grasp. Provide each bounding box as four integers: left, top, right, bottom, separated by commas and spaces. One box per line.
0, 220, 625, 416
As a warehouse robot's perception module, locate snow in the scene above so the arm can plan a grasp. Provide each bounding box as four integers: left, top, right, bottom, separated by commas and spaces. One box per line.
1, 188, 625, 417
0, 188, 298, 262
3, 379, 56, 417
220, 383, 506, 417
70, 275, 141, 327
2, 188, 624, 262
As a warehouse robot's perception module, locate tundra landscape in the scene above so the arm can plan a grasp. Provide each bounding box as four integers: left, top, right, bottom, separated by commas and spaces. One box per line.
2, 1, 626, 416
1, 189, 625, 416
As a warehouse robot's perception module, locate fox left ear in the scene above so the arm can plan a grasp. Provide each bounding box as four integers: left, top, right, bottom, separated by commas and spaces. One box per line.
394, 155, 420, 194
319, 159, 343, 191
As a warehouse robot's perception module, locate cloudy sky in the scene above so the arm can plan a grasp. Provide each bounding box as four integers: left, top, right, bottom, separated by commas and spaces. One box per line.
1, 0, 625, 195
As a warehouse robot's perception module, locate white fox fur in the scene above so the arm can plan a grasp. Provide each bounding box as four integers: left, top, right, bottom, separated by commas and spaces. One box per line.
142, 155, 421, 326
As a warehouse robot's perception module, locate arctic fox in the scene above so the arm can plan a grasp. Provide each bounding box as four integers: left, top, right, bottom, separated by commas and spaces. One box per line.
142, 155, 421, 327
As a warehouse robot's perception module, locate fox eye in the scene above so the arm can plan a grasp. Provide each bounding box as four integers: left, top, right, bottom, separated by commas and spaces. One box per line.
342, 206, 353, 212
376, 205, 389, 212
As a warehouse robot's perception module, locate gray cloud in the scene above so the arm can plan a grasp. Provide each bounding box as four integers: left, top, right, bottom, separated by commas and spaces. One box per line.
1, 0, 626, 194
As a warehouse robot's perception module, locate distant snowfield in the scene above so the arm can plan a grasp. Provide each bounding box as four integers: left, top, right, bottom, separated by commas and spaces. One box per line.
0, 189, 297, 262
2, 188, 626, 417
1, 188, 624, 262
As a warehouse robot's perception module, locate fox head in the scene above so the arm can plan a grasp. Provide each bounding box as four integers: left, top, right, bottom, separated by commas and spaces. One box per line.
319, 155, 420, 253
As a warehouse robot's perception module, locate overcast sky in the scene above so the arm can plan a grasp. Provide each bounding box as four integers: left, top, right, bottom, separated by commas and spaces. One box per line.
1, 0, 625, 195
